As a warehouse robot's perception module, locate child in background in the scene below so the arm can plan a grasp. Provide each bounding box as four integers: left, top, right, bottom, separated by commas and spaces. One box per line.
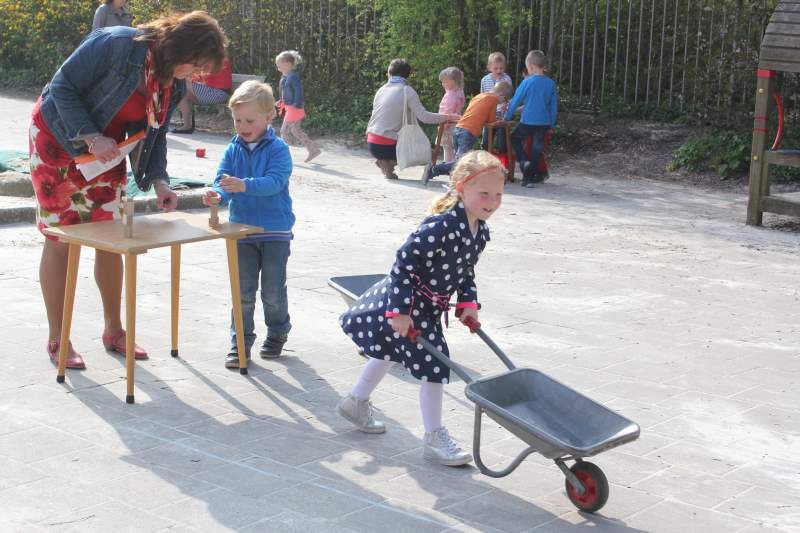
422, 81, 513, 184
337, 150, 506, 466
202, 80, 295, 368
505, 50, 558, 187
275, 50, 321, 163
438, 67, 466, 162
480, 52, 514, 153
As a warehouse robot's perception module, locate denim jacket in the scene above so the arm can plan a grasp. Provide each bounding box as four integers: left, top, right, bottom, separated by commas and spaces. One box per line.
38, 26, 185, 191
279, 71, 304, 108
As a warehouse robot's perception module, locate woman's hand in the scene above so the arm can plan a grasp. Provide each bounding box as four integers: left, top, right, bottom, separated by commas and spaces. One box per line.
88, 135, 121, 163
389, 314, 413, 337
154, 180, 177, 212
202, 189, 220, 206
219, 175, 246, 193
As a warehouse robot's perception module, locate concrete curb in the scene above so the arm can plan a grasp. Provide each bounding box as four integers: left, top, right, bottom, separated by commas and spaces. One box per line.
0, 189, 209, 226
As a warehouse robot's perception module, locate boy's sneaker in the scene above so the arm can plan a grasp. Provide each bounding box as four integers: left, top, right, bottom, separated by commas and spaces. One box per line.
225, 348, 251, 369
524, 181, 536, 188
260, 334, 288, 359
423, 427, 472, 466
337, 394, 386, 433
421, 164, 434, 187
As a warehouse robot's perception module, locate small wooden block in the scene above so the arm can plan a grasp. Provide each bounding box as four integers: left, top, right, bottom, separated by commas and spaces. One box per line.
209, 204, 219, 229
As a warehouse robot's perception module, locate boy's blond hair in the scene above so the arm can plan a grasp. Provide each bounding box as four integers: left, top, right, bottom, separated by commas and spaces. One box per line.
438, 66, 464, 88
430, 151, 505, 214
228, 80, 275, 114
487, 51, 506, 66
526, 50, 547, 69
491, 80, 513, 100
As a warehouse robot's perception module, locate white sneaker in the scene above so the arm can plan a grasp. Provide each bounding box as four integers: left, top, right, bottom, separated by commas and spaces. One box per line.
423, 427, 472, 466
337, 394, 386, 434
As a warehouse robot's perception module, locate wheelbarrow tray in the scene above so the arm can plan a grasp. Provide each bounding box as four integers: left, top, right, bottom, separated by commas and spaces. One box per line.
329, 275, 385, 307
466, 368, 639, 459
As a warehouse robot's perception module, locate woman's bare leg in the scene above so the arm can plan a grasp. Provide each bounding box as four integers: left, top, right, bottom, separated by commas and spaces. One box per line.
95, 249, 123, 335
40, 239, 69, 342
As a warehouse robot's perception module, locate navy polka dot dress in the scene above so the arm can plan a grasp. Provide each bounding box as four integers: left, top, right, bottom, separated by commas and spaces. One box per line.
340, 201, 490, 383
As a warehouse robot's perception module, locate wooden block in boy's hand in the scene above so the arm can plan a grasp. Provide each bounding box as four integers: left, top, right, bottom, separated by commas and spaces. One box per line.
123, 198, 134, 238
209, 204, 220, 229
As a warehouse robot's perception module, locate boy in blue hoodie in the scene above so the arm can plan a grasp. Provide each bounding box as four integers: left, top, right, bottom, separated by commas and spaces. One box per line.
505, 50, 558, 187
203, 80, 295, 368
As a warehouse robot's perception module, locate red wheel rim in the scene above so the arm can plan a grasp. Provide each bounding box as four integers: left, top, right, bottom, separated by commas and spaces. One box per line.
568, 469, 598, 508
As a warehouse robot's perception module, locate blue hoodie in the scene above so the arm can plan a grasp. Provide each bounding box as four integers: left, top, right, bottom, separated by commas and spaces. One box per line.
504, 74, 558, 127
213, 126, 295, 240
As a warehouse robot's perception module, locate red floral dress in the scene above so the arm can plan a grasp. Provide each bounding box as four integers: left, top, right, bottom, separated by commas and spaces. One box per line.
29, 51, 172, 239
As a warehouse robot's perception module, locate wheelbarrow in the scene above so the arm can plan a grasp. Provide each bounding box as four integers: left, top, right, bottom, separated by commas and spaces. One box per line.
328, 274, 640, 513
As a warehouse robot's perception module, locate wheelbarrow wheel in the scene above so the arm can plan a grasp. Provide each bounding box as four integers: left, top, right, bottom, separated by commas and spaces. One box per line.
565, 461, 609, 513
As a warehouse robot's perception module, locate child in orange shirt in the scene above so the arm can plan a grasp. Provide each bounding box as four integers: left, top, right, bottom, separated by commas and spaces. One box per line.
423, 81, 512, 185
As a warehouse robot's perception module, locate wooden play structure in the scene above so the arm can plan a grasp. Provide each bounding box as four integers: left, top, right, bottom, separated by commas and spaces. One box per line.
747, 1, 800, 225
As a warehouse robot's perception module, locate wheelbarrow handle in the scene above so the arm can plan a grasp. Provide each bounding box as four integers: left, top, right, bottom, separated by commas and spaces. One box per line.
406, 328, 474, 384
453, 311, 516, 372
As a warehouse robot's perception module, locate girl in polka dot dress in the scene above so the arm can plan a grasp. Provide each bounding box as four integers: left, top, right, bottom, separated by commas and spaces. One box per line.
337, 150, 506, 466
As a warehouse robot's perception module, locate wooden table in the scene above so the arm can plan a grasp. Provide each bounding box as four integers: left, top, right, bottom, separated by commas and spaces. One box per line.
43, 211, 262, 404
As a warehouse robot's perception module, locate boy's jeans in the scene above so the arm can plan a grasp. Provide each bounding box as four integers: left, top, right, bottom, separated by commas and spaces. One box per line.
511, 124, 550, 173
481, 126, 507, 153
431, 127, 478, 176
230, 240, 292, 352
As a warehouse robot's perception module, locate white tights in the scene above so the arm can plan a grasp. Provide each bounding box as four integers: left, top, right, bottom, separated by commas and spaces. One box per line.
351, 358, 444, 433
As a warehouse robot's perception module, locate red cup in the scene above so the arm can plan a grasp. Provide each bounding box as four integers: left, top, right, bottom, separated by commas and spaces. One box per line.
196, 148, 206, 158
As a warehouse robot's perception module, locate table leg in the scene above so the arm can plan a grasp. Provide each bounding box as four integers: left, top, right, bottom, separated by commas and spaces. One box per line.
505, 126, 515, 183
487, 126, 494, 152
125, 253, 137, 404
56, 244, 81, 383
225, 237, 248, 375
170, 244, 181, 358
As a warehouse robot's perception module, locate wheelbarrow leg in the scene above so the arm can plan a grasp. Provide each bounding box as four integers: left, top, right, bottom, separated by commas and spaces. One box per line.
473, 405, 537, 478
556, 457, 587, 496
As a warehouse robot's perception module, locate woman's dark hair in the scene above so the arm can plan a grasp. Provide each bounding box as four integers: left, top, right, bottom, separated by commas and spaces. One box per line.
135, 11, 227, 84
388, 58, 411, 79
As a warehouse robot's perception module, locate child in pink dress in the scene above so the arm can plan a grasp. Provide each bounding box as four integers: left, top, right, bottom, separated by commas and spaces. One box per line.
437, 67, 466, 162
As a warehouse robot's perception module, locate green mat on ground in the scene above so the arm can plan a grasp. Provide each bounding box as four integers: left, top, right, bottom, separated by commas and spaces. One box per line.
1, 147, 209, 196
0, 150, 29, 173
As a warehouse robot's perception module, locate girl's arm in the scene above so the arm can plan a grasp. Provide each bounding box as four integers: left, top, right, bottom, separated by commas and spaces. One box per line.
386, 220, 446, 316
406, 87, 449, 124
455, 264, 479, 310
240, 142, 293, 196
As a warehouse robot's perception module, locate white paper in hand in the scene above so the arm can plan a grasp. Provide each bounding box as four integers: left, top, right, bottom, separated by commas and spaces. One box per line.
76, 139, 142, 181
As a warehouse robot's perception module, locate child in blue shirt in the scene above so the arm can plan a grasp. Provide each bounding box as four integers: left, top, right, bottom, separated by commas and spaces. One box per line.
504, 50, 558, 187
203, 80, 295, 368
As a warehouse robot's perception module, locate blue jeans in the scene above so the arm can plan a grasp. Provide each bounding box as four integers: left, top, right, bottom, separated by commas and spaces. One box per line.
481, 126, 507, 153
511, 124, 549, 172
431, 127, 478, 176
230, 240, 291, 351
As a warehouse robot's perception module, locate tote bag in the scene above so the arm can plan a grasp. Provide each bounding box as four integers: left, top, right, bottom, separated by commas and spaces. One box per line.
396, 87, 432, 170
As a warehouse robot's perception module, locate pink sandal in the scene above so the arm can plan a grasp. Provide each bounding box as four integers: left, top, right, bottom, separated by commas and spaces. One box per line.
47, 340, 86, 370
102, 330, 148, 360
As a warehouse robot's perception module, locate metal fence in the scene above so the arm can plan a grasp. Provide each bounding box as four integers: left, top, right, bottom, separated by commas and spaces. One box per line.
194, 1, 798, 120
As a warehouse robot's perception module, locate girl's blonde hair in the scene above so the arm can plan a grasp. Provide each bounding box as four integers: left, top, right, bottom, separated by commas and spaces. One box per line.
275, 50, 302, 67
429, 151, 505, 214
228, 80, 275, 114
438, 66, 464, 88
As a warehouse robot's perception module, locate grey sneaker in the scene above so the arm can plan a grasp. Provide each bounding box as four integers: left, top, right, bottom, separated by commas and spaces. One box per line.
423, 427, 472, 466
260, 334, 288, 359
337, 394, 386, 434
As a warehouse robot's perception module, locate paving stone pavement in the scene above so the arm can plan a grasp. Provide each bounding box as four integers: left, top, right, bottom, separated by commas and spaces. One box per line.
1, 92, 799, 532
